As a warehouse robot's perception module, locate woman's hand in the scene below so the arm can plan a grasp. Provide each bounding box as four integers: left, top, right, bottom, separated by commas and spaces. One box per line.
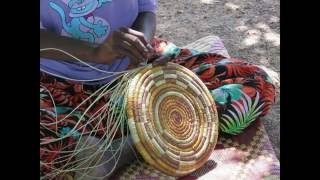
93, 27, 154, 66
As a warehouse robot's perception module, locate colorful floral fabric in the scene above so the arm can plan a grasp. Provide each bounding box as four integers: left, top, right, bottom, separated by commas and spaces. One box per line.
151, 39, 276, 135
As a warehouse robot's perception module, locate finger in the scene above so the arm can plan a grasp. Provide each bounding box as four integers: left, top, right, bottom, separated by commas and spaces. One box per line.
116, 41, 145, 65
114, 30, 149, 64
114, 31, 145, 65
120, 27, 148, 45
118, 31, 149, 59
117, 40, 145, 63
119, 27, 154, 52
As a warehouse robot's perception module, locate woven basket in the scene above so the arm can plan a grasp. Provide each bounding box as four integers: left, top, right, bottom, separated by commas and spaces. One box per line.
126, 62, 219, 176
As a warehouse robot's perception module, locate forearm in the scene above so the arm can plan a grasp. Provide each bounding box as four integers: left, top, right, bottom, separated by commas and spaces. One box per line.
131, 12, 156, 43
40, 29, 98, 63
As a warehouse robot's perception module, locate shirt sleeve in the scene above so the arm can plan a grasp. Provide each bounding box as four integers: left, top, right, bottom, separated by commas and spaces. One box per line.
138, 0, 157, 14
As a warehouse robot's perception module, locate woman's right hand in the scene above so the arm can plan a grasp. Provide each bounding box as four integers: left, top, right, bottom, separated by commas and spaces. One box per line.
93, 27, 154, 66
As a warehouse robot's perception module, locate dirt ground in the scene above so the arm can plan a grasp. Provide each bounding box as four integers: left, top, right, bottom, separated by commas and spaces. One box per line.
156, 0, 280, 158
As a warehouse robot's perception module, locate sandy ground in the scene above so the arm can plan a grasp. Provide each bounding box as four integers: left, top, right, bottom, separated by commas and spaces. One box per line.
156, 0, 280, 158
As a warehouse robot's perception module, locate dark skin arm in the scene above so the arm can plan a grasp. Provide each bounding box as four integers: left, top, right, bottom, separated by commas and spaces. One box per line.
40, 12, 159, 66
132, 12, 170, 65
40, 29, 99, 63
131, 12, 156, 43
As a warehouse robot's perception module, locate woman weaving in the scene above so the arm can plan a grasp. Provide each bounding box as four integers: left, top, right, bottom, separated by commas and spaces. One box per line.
40, 0, 276, 179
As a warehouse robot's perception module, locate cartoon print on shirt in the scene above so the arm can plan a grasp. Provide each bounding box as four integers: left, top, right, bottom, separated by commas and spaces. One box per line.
49, 0, 112, 43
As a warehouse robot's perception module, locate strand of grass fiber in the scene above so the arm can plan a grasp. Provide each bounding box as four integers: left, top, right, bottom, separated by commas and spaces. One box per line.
39, 47, 142, 129
40, 102, 111, 157
41, 72, 131, 159
40, 85, 59, 134
71, 73, 130, 147
39, 75, 117, 127
65, 83, 128, 170
51, 121, 127, 179
70, 73, 133, 178
40, 74, 124, 144
40, 48, 133, 74
41, 128, 126, 179
74, 102, 129, 179
40, 49, 146, 178
40, 77, 124, 176
42, 73, 135, 178
40, 68, 122, 82
41, 103, 110, 163
40, 82, 112, 146
43, 86, 130, 179
41, 88, 127, 179
44, 101, 127, 178
49, 80, 127, 169
40, 66, 143, 136
40, 48, 144, 82
75, 134, 127, 179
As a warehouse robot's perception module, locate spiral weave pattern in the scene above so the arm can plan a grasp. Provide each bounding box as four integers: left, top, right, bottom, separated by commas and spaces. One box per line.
126, 63, 219, 176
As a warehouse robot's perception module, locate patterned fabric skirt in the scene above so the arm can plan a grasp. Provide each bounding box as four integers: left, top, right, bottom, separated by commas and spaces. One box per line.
40, 37, 276, 179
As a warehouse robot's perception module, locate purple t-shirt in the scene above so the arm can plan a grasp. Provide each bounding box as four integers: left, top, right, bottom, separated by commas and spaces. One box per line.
40, 0, 157, 84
